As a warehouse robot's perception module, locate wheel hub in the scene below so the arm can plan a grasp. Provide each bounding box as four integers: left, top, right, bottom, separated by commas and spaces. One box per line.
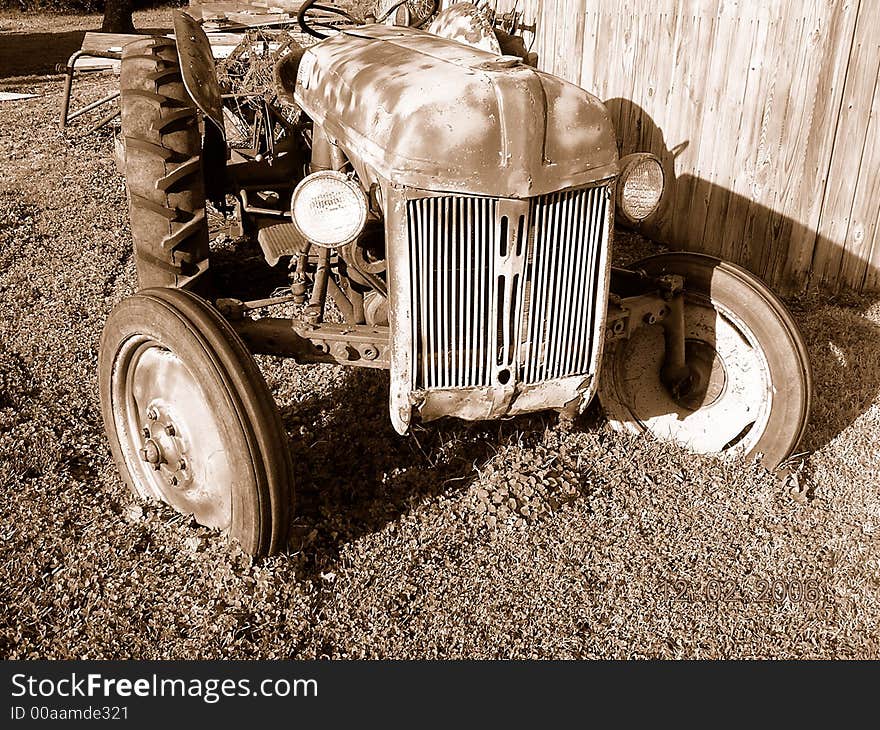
138, 403, 190, 490
601, 299, 772, 457
672, 339, 728, 411
114, 340, 233, 529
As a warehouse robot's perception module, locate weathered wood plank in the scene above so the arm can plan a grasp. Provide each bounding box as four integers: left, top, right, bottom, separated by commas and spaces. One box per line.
669, 9, 709, 253
772, 0, 854, 287
816, 0, 880, 290
701, 11, 753, 261
80, 32, 144, 55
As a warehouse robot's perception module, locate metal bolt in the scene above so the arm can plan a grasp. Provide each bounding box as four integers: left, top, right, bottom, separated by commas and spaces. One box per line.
362, 345, 379, 361
142, 426, 151, 439
177, 459, 186, 471
164, 423, 176, 437
333, 341, 358, 361
644, 312, 657, 325
168, 475, 178, 487
146, 407, 158, 421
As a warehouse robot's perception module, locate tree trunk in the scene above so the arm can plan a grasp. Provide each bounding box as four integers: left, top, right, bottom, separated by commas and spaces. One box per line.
101, 0, 136, 34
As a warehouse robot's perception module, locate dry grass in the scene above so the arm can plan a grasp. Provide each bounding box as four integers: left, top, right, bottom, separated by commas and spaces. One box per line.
1, 8, 879, 659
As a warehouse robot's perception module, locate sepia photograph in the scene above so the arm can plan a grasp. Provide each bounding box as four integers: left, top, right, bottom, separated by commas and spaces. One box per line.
1, 0, 878, 683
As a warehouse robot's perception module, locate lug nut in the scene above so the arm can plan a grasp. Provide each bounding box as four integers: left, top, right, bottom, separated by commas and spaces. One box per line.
142, 426, 151, 438
164, 423, 176, 437
168, 475, 178, 487
146, 407, 158, 421
177, 459, 186, 471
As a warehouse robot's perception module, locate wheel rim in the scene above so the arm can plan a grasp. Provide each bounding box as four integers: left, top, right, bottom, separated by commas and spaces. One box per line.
111, 335, 233, 529
609, 293, 773, 457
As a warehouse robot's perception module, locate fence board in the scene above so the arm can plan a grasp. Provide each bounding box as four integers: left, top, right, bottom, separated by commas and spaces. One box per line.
816, 0, 880, 290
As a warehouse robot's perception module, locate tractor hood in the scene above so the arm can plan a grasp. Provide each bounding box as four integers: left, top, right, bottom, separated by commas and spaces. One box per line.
287, 25, 617, 197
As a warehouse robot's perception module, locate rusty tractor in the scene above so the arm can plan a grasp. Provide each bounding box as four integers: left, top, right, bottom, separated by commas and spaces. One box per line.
99, 2, 812, 555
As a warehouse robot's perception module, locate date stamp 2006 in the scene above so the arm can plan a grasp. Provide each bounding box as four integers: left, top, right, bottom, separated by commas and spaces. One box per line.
666, 577, 824, 604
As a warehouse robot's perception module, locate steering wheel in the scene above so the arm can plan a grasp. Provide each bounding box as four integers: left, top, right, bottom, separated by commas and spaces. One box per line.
298, 0, 438, 39
297, 0, 362, 39
372, 0, 438, 27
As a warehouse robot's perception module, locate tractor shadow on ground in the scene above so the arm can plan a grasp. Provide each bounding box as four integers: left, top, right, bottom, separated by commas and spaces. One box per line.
210, 235, 289, 301
209, 237, 567, 575
203, 197, 613, 583
205, 97, 880, 570
276, 366, 566, 579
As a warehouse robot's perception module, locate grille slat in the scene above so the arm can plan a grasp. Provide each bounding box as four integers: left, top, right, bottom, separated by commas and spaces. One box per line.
560, 190, 585, 376
552, 192, 575, 378
582, 187, 605, 370
419, 198, 430, 386
540, 191, 566, 381
527, 192, 554, 383
557, 193, 575, 376
438, 199, 447, 387
407, 186, 606, 391
569, 190, 592, 375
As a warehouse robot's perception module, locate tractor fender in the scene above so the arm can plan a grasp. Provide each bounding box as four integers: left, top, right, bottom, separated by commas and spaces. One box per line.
172, 10, 225, 138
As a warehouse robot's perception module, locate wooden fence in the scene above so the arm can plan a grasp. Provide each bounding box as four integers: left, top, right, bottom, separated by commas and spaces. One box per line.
496, 0, 880, 294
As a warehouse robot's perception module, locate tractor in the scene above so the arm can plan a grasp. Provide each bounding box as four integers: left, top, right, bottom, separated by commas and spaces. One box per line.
99, 2, 812, 555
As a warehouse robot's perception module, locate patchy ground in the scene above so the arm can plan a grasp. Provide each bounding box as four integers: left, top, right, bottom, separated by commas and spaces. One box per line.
1, 9, 879, 660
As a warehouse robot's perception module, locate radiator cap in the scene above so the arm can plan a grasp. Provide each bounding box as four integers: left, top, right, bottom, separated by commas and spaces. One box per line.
476, 55, 524, 71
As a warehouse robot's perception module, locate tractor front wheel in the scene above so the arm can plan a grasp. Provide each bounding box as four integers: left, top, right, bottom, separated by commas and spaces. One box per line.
598, 252, 812, 470
99, 288, 292, 555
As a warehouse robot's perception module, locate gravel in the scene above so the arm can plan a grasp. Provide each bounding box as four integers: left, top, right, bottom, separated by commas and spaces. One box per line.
1, 9, 879, 660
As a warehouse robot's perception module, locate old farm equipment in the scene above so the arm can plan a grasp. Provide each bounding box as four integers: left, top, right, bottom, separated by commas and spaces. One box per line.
99, 3, 812, 554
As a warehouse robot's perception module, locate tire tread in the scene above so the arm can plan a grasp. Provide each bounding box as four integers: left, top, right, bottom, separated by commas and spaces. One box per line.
120, 37, 210, 291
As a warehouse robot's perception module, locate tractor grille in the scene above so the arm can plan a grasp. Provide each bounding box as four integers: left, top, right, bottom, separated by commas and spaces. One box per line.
407, 186, 608, 390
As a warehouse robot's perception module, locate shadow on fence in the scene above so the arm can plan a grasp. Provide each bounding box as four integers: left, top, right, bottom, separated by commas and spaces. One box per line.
604, 97, 880, 296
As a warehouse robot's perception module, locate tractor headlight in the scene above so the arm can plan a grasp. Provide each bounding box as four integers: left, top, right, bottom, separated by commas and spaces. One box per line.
616, 153, 665, 225
290, 171, 368, 248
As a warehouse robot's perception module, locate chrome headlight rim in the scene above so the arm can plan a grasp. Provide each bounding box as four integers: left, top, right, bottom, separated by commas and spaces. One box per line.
290, 170, 369, 248
615, 153, 665, 226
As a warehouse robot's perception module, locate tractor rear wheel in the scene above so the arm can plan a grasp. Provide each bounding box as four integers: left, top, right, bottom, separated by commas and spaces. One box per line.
120, 36, 211, 291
